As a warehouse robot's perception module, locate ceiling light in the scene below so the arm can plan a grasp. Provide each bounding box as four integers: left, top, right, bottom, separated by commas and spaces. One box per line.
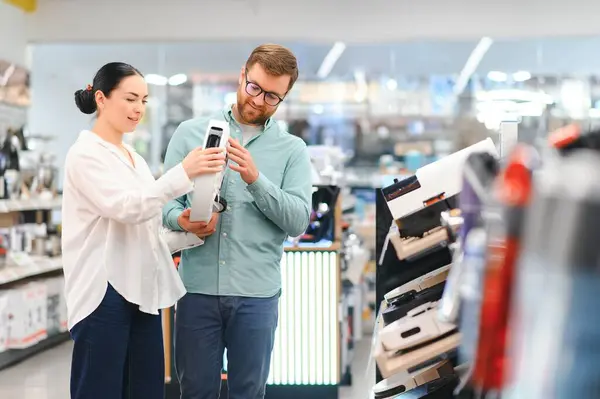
145, 74, 168, 86
453, 37, 494, 96
168, 74, 188, 86
512, 71, 532, 82
386, 79, 398, 91
487, 71, 508, 82
317, 42, 346, 79
312, 104, 324, 114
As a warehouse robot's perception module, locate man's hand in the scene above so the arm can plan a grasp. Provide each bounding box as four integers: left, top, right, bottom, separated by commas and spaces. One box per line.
227, 138, 259, 185
177, 209, 220, 238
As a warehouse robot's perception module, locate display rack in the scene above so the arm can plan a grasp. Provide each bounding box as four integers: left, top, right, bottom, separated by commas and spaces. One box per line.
375, 195, 457, 379
0, 198, 66, 372
0, 329, 68, 371
372, 194, 462, 399
370, 139, 502, 399
0, 255, 62, 286
0, 197, 62, 213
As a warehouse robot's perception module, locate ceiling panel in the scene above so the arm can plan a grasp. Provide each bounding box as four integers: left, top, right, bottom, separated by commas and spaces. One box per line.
28, 0, 600, 43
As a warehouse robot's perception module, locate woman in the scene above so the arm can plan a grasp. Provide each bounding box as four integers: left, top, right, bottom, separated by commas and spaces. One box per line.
61, 62, 225, 399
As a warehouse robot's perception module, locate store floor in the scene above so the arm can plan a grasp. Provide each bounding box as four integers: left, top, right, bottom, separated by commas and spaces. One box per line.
0, 337, 374, 399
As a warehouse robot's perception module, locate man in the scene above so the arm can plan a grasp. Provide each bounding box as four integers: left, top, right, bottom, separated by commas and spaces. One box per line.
162, 44, 312, 398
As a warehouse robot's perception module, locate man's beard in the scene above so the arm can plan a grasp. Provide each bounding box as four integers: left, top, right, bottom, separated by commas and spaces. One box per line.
238, 101, 271, 125
236, 91, 273, 125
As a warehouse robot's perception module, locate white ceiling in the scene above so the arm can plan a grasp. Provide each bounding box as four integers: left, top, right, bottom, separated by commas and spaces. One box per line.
27, 0, 600, 43
31, 37, 600, 81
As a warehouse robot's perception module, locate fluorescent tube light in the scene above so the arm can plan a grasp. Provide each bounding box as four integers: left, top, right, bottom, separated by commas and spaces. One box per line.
454, 36, 494, 96
317, 42, 346, 79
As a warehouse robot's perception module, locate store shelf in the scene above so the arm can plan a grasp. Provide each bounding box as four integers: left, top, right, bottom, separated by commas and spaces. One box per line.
0, 331, 70, 372
0, 256, 62, 287
0, 255, 67, 372
0, 197, 62, 213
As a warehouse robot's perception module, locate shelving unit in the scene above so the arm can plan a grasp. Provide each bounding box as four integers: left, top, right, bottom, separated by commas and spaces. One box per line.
0, 256, 62, 286
0, 196, 66, 372
0, 197, 62, 213
0, 330, 68, 371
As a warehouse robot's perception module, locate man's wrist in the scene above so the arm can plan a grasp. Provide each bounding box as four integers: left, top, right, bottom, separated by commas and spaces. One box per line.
245, 171, 259, 185
246, 172, 273, 199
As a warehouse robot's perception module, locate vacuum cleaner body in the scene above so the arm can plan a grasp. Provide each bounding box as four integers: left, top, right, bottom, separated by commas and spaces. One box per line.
189, 120, 230, 223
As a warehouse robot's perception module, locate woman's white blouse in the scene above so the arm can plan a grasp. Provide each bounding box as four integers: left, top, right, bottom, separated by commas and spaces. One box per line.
61, 130, 192, 330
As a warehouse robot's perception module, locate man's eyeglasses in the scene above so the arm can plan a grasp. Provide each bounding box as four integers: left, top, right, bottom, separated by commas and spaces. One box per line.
244, 69, 285, 106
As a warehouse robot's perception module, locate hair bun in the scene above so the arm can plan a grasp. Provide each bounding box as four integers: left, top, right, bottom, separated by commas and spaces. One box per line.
74, 88, 97, 114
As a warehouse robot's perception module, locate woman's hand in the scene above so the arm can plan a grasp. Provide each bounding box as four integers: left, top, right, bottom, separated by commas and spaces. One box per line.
196, 213, 220, 238
182, 147, 226, 179
177, 209, 219, 237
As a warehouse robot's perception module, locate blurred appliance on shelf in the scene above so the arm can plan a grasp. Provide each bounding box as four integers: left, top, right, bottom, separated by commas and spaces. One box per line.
288, 185, 341, 246
505, 135, 600, 399
0, 127, 22, 200
18, 135, 58, 200
307, 145, 348, 186
0, 61, 30, 107
29, 153, 57, 198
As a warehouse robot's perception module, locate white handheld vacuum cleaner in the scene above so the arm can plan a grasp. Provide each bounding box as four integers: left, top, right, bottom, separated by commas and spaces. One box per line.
160, 120, 231, 254
189, 119, 230, 223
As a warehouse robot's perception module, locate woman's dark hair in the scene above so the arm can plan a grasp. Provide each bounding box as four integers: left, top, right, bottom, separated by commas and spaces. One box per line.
74, 62, 143, 114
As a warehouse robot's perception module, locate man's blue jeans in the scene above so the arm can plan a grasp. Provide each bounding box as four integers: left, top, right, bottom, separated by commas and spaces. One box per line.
175, 292, 279, 399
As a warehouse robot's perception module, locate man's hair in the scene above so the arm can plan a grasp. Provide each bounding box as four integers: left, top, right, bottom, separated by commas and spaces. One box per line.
246, 44, 299, 92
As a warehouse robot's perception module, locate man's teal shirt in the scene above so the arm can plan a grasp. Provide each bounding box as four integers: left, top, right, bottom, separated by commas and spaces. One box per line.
162, 107, 313, 297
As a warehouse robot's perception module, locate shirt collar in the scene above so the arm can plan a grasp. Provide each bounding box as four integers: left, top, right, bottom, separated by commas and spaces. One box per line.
222, 104, 276, 130
79, 130, 137, 154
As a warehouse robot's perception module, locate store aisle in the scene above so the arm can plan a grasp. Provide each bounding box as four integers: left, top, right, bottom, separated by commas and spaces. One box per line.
0, 337, 374, 399
0, 341, 70, 399
339, 335, 375, 399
